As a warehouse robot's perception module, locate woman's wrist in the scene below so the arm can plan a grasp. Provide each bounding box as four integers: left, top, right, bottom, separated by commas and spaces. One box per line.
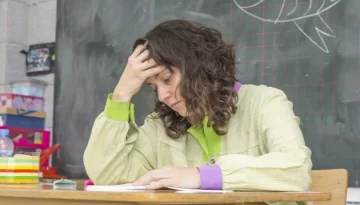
111, 92, 132, 102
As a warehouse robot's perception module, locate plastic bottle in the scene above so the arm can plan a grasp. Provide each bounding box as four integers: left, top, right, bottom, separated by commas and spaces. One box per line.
0, 129, 14, 157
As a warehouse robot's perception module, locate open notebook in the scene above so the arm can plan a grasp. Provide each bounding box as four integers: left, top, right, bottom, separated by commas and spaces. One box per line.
85, 183, 233, 193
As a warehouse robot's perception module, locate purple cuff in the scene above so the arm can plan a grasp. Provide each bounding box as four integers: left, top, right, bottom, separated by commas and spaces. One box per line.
234, 81, 242, 92
198, 164, 223, 190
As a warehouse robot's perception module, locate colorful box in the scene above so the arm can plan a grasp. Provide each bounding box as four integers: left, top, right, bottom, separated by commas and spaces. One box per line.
0, 154, 40, 184
0, 126, 50, 149
0, 126, 51, 166
0, 93, 44, 111
0, 108, 46, 130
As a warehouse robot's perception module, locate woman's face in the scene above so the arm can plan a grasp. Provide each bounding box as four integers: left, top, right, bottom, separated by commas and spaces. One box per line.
145, 66, 187, 116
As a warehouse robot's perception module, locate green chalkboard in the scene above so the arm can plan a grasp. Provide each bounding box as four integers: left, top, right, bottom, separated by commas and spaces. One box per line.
55, 0, 360, 187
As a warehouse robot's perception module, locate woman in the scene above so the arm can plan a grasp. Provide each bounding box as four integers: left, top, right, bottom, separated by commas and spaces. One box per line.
83, 19, 312, 191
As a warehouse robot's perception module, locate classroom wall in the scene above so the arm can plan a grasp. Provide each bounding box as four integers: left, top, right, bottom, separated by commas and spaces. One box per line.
0, 0, 56, 135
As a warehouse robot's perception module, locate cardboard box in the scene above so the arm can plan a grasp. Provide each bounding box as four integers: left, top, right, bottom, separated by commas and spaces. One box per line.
0, 108, 46, 129
0, 93, 44, 111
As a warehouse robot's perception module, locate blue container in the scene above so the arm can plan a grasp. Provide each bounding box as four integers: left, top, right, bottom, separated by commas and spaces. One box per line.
0, 108, 45, 130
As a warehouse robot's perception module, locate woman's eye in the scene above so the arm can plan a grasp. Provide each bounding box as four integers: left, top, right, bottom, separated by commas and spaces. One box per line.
164, 75, 172, 82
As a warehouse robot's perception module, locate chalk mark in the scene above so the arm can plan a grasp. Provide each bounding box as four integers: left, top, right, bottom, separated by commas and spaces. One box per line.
275, 0, 286, 24
233, 0, 342, 53
317, 0, 326, 12
287, 0, 298, 16
304, 0, 312, 15
240, 0, 265, 9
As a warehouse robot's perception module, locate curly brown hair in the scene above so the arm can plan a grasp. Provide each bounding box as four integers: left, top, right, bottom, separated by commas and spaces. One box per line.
133, 20, 238, 139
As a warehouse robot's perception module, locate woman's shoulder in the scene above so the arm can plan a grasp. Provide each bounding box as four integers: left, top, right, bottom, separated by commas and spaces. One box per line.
236, 84, 291, 109
238, 84, 287, 98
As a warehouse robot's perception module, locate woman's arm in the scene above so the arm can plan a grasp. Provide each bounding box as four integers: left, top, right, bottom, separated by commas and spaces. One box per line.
83, 94, 158, 185
216, 88, 312, 191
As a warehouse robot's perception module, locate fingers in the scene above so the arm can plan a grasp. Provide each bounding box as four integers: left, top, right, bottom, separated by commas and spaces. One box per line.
146, 179, 174, 189
131, 41, 149, 58
141, 66, 165, 79
139, 58, 158, 70
137, 49, 149, 62
131, 45, 145, 58
133, 170, 164, 186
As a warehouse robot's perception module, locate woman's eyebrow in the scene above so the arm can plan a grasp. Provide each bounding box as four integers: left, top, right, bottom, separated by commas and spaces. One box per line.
155, 69, 168, 79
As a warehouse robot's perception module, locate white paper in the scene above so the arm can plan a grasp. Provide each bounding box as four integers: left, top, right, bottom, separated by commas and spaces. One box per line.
86, 183, 233, 193
86, 183, 147, 192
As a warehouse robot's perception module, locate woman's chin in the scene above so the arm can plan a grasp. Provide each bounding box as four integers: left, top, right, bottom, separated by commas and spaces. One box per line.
175, 109, 187, 117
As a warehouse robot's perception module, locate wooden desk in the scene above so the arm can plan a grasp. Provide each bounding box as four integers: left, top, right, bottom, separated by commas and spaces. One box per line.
0, 183, 331, 205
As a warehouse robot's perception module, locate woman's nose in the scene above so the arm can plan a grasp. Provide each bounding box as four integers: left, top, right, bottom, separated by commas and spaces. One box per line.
157, 87, 170, 102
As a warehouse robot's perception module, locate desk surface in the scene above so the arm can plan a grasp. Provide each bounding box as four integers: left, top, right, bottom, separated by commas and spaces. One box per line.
0, 183, 331, 205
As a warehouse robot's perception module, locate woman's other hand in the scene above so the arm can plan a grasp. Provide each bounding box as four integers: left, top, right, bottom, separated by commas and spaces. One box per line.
132, 166, 201, 189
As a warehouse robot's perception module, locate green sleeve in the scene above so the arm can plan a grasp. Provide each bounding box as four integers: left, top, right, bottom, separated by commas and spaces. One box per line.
104, 93, 135, 122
